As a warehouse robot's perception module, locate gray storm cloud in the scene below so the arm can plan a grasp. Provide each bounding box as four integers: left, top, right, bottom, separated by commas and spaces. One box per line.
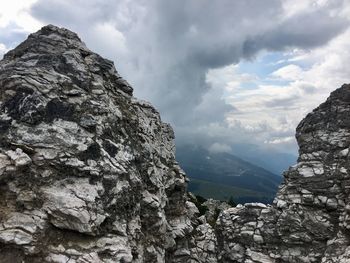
26, 0, 350, 151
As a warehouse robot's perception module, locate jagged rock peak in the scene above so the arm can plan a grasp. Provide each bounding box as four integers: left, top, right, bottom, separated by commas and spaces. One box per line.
4, 24, 82, 58
0, 25, 202, 262
2, 24, 133, 96
297, 83, 350, 154
216, 83, 350, 262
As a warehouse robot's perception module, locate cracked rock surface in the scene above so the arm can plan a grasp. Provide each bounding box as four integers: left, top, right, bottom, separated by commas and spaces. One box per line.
0, 25, 200, 263
1, 24, 350, 263
216, 83, 350, 262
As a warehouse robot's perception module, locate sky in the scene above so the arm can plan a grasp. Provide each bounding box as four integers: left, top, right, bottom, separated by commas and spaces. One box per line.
1, 0, 350, 156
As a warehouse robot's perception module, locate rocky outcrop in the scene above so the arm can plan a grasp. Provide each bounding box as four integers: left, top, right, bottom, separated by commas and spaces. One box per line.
0, 25, 198, 262
216, 84, 350, 262
1, 24, 350, 263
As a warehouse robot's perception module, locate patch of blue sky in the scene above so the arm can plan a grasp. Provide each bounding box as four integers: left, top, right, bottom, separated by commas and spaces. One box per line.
239, 52, 287, 77
237, 51, 303, 87
237, 81, 258, 90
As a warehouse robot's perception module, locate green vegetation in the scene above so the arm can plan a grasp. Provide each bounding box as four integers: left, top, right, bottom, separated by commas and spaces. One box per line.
188, 178, 275, 204
188, 194, 208, 216
227, 196, 236, 207
208, 208, 221, 227
177, 146, 281, 204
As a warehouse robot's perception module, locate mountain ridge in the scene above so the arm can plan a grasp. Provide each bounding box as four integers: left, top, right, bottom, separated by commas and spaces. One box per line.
176, 145, 282, 203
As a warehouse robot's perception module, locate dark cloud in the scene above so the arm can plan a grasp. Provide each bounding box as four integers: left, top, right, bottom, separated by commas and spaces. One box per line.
244, 7, 348, 56
264, 95, 300, 108
299, 84, 317, 94
0, 22, 28, 48
29, 0, 349, 153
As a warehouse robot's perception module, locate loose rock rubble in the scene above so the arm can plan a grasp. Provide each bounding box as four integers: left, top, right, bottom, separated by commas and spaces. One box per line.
1, 25, 350, 263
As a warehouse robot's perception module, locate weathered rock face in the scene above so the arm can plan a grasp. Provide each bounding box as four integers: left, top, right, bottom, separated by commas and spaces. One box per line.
216, 84, 350, 262
2, 24, 350, 263
0, 25, 199, 262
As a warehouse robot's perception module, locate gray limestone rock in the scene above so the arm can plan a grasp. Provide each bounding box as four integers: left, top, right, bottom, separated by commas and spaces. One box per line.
216, 83, 350, 263
1, 24, 350, 263
0, 25, 190, 262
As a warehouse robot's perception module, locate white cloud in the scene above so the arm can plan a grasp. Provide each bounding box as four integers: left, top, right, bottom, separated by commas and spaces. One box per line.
271, 64, 303, 81
0, 0, 349, 156
88, 23, 128, 59
206, 64, 258, 93
207, 25, 350, 152
0, 43, 7, 58
282, 0, 330, 18
264, 136, 295, 145
0, 0, 42, 32
208, 143, 232, 154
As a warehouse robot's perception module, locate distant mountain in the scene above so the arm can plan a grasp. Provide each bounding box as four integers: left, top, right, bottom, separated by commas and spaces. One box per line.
230, 143, 297, 175
176, 145, 282, 204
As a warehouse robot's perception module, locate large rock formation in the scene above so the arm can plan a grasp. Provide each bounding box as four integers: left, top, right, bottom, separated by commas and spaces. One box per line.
1, 25, 350, 263
0, 25, 205, 263
216, 84, 350, 262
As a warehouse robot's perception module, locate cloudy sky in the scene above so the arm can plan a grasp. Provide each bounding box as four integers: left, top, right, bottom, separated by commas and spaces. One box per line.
1, 0, 350, 156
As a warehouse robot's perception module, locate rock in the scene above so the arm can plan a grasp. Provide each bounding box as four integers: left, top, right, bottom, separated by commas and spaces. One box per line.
5, 148, 31, 166
216, 83, 350, 262
0, 229, 33, 245
201, 199, 231, 225
0, 25, 190, 262
2, 24, 350, 263
190, 223, 218, 263
42, 179, 106, 234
